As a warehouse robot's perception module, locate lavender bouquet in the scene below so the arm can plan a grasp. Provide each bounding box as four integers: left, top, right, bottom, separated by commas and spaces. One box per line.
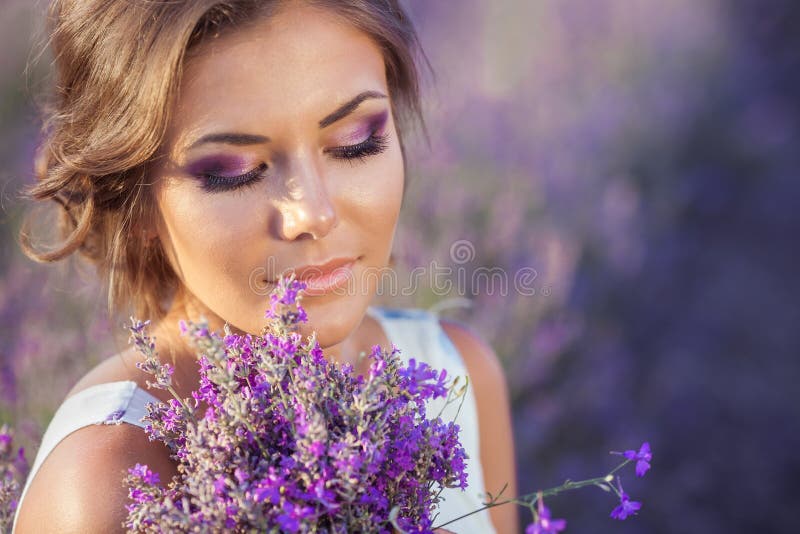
123, 275, 471, 533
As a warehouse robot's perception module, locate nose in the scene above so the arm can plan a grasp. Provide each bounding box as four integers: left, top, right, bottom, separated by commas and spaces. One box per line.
276, 154, 339, 241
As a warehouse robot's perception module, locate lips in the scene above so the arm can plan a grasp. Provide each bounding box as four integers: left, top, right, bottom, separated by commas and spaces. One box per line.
290, 257, 357, 280
262, 256, 358, 297
266, 256, 358, 283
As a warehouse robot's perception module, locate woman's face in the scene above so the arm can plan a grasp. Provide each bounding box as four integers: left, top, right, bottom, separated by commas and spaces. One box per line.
150, 3, 404, 349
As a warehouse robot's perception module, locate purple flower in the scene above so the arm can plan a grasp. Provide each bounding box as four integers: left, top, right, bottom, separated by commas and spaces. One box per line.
214, 475, 227, 495
398, 358, 449, 400
275, 501, 315, 532
0, 424, 31, 520
610, 478, 642, 520
128, 318, 151, 334
128, 487, 155, 505
128, 462, 160, 485
264, 277, 308, 321
252, 480, 281, 505
234, 467, 250, 483
611, 441, 652, 477
526, 496, 567, 534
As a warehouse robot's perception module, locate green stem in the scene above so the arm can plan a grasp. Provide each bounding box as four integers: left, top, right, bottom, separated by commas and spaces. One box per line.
166, 385, 198, 425
240, 375, 270, 454
435, 376, 469, 421
274, 375, 298, 437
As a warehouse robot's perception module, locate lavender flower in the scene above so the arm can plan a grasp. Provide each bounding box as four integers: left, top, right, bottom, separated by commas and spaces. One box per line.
0, 424, 30, 532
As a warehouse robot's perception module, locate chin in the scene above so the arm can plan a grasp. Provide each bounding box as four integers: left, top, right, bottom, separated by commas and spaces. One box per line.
296, 296, 367, 345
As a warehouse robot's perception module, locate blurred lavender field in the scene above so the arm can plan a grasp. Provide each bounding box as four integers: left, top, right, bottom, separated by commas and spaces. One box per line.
2, 1, 798, 533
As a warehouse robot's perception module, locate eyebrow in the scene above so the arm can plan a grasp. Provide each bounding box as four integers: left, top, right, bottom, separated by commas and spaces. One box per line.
185, 90, 387, 151
318, 90, 387, 128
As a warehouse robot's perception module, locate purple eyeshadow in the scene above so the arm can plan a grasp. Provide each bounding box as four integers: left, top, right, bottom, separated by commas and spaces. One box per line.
183, 108, 390, 179
341, 110, 390, 144
185, 155, 253, 177
367, 109, 389, 136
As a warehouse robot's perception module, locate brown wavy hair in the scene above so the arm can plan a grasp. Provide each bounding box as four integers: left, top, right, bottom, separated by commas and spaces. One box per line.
18, 0, 430, 328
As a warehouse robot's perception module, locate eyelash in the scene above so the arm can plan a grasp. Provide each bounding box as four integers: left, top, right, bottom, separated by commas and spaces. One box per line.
325, 131, 390, 164
198, 131, 390, 193
200, 163, 268, 194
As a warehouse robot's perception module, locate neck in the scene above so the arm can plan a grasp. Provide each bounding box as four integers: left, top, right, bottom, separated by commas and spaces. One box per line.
317, 315, 366, 368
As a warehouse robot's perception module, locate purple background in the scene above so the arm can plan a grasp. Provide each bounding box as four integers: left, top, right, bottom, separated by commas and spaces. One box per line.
1, 1, 798, 532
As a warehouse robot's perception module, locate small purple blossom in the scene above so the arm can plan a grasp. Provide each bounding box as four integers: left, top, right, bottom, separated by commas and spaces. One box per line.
526, 495, 567, 534
128, 463, 161, 485
234, 467, 250, 483
398, 358, 449, 401
264, 276, 309, 324
610, 477, 642, 520
0, 424, 30, 523
611, 441, 652, 477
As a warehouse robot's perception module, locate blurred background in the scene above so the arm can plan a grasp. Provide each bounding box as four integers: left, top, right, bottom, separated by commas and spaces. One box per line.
1, 1, 798, 532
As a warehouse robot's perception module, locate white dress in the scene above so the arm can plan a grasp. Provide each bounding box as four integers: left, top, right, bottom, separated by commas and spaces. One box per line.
13, 306, 497, 533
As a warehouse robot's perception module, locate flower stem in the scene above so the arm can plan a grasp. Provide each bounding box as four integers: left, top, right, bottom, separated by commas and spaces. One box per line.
430, 459, 632, 530
165, 385, 198, 425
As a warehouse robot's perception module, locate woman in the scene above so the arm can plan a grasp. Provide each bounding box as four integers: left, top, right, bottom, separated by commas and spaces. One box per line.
14, 1, 518, 532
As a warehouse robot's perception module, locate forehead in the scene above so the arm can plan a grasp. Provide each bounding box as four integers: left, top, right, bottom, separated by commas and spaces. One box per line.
168, 5, 388, 145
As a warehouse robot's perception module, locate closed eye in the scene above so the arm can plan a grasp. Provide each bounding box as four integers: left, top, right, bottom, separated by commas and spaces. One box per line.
195, 131, 389, 193
325, 131, 389, 165
198, 162, 268, 193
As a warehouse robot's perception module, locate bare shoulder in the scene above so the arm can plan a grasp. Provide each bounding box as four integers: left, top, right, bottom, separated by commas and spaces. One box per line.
15, 347, 179, 532
439, 318, 520, 534
438, 319, 506, 387
14, 420, 178, 533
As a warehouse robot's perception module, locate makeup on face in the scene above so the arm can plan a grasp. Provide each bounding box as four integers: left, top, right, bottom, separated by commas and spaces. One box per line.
150, 4, 404, 349
180, 107, 390, 182
184, 154, 259, 178
333, 108, 389, 145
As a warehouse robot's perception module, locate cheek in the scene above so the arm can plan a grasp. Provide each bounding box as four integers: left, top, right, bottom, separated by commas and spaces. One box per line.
156, 185, 259, 282
333, 137, 405, 238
